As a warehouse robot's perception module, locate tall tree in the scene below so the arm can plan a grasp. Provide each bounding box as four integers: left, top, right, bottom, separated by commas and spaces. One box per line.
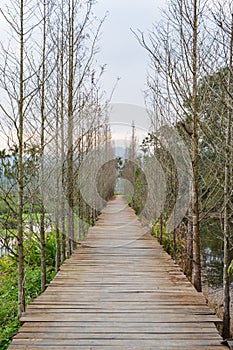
201, 1, 233, 337
212, 1, 233, 339
0, 0, 39, 318
223, 34, 232, 339
66, 0, 75, 256
17, 0, 26, 318
191, 0, 201, 293
135, 0, 210, 291
39, 0, 48, 292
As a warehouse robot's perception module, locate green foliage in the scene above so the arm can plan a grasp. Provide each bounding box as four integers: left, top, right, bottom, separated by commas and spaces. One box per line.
24, 237, 40, 266
151, 223, 181, 258
0, 231, 57, 349
0, 200, 10, 216
131, 166, 147, 215
125, 193, 132, 206
24, 266, 41, 302
23, 202, 41, 214
0, 261, 41, 349
0, 215, 17, 230
0, 195, 16, 217
227, 260, 233, 277
45, 232, 57, 268
0, 257, 19, 350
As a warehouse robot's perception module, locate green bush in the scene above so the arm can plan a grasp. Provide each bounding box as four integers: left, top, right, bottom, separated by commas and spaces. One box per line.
125, 193, 132, 206
151, 223, 182, 259
0, 201, 9, 216
45, 232, 56, 268
23, 202, 40, 214
0, 261, 42, 349
0, 215, 17, 230
0, 197, 16, 216
0, 257, 19, 350
24, 237, 41, 266
151, 223, 173, 255
0, 232, 57, 349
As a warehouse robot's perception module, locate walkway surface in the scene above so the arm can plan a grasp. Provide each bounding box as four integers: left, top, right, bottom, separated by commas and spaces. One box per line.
9, 196, 227, 349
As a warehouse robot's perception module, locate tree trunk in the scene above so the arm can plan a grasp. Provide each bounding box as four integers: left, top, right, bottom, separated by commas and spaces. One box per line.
17, 0, 25, 319
55, 43, 61, 273
185, 208, 193, 280
159, 215, 163, 245
60, 0, 66, 263
222, 11, 233, 340
191, 0, 202, 292
67, 0, 75, 256
39, 0, 47, 292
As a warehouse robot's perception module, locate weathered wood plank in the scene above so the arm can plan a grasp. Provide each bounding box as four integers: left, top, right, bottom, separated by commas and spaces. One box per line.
8, 346, 228, 350
14, 332, 222, 340
8, 196, 227, 349
20, 313, 222, 323
9, 338, 226, 346
19, 323, 220, 333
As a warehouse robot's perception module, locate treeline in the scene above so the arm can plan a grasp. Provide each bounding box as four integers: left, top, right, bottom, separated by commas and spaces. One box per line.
126, 0, 232, 339
0, 0, 116, 344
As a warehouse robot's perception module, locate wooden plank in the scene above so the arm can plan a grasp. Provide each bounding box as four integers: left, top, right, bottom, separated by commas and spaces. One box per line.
26, 305, 214, 312
8, 346, 228, 350
8, 196, 227, 349
20, 313, 221, 323
8, 338, 226, 346
14, 332, 222, 340
20, 323, 220, 333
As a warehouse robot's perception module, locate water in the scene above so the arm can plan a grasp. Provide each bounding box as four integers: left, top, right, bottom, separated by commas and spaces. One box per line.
200, 219, 224, 288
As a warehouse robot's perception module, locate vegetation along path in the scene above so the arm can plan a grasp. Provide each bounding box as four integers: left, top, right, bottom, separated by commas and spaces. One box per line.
8, 196, 227, 349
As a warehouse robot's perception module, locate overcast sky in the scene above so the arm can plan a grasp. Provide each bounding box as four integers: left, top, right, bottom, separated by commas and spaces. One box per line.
94, 0, 167, 107
0, 0, 167, 148
0, 0, 167, 108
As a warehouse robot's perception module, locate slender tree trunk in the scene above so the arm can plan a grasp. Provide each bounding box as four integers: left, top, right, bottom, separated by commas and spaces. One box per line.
223, 223, 230, 340
40, 0, 47, 292
61, 107, 66, 262
159, 215, 163, 245
17, 0, 25, 320
222, 11, 233, 340
67, 0, 75, 256
55, 46, 61, 273
185, 208, 193, 280
77, 136, 82, 241
191, 0, 201, 292
60, 0, 66, 263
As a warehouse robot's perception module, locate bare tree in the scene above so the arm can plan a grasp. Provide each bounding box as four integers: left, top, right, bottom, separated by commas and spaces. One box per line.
135, 0, 212, 291
39, 0, 48, 292
0, 0, 40, 318
210, 1, 233, 339
190, 0, 202, 293
223, 12, 233, 339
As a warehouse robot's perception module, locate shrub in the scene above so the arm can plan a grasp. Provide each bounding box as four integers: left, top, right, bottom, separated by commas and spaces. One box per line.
0, 232, 57, 349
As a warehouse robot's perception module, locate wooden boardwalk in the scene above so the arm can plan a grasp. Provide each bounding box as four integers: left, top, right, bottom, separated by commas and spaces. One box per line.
9, 196, 227, 349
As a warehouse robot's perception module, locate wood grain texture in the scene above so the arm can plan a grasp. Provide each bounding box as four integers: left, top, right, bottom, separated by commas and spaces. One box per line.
8, 196, 227, 349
